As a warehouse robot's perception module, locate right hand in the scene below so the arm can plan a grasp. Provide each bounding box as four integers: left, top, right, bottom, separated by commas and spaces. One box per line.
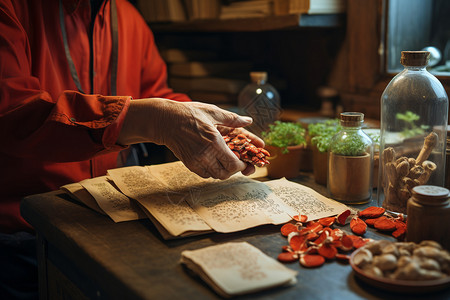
118, 98, 259, 179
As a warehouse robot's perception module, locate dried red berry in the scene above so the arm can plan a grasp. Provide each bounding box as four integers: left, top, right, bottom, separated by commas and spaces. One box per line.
223, 132, 270, 167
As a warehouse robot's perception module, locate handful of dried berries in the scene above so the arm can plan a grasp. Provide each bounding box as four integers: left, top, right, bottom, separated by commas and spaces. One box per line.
224, 132, 270, 167
353, 240, 450, 281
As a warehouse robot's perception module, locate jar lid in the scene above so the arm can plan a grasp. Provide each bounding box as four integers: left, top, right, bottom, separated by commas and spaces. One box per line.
250, 72, 267, 83
412, 185, 449, 204
340, 112, 364, 127
400, 51, 430, 66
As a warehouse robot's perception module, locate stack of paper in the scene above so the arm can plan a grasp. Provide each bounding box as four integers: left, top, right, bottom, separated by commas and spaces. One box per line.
181, 242, 297, 297
62, 161, 348, 239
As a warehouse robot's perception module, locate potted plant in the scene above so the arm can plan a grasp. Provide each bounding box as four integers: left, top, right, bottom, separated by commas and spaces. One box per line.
261, 121, 307, 178
308, 119, 341, 185
327, 112, 373, 204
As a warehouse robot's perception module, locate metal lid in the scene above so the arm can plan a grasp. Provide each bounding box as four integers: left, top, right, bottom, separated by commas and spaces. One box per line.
400, 51, 430, 66
250, 72, 267, 84
412, 185, 449, 205
340, 112, 364, 127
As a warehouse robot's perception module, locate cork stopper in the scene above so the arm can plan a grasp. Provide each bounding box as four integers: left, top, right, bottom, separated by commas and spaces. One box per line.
340, 112, 364, 127
400, 51, 430, 67
412, 185, 449, 205
250, 72, 267, 84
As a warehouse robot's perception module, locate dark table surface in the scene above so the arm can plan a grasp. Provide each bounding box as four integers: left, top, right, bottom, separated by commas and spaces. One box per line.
21, 172, 450, 299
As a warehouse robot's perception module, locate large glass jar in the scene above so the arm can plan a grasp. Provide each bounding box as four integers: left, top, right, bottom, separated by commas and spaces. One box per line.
328, 112, 373, 204
378, 51, 449, 214
238, 72, 281, 136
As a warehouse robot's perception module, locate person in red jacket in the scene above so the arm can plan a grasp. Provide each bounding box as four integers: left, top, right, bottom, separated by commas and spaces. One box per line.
0, 0, 263, 298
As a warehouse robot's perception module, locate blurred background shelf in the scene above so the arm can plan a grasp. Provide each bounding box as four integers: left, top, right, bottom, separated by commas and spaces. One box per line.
149, 13, 345, 32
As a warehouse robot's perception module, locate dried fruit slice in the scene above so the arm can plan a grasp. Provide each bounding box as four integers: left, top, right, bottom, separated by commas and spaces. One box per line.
373, 216, 396, 231
278, 252, 298, 263
358, 206, 385, 218
318, 243, 338, 259
347, 235, 370, 248
335, 209, 352, 225
318, 216, 336, 227
305, 221, 323, 233
289, 234, 307, 252
335, 253, 350, 262
338, 234, 354, 252
280, 223, 298, 236
293, 214, 308, 223
350, 217, 367, 236
364, 217, 381, 227
300, 254, 325, 268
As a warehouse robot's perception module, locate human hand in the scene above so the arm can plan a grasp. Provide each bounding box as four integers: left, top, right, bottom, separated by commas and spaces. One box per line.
118, 99, 263, 179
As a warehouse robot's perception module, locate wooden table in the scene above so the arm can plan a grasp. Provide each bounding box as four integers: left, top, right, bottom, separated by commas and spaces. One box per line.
21, 173, 450, 300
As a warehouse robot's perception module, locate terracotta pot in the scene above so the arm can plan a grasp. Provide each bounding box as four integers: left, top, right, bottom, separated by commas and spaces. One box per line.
312, 146, 328, 185
265, 144, 305, 179
298, 145, 313, 172
328, 153, 372, 204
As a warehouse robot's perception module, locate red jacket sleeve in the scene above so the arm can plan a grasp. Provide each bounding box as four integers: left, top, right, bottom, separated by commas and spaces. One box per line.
0, 1, 130, 162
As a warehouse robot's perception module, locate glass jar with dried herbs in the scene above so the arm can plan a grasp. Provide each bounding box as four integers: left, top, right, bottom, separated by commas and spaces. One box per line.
328, 112, 373, 204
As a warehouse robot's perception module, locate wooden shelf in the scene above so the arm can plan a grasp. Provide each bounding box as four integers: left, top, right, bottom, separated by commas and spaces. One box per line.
149, 14, 345, 32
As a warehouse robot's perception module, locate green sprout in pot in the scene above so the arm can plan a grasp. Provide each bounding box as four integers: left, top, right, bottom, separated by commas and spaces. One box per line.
308, 119, 341, 153
261, 121, 307, 154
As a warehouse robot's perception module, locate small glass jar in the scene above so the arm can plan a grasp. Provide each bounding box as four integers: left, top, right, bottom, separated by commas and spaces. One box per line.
407, 185, 450, 251
378, 51, 449, 214
327, 112, 373, 204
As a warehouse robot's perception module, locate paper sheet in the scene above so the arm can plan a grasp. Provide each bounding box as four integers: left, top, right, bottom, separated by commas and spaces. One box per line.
61, 182, 105, 215
79, 176, 147, 223
189, 181, 296, 233
181, 242, 297, 297
265, 178, 348, 220
108, 165, 211, 236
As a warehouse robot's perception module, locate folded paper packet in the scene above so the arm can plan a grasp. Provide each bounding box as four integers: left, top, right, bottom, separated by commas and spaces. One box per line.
180, 242, 297, 298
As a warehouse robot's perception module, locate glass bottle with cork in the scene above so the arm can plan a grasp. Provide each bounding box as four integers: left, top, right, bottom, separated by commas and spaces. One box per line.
238, 71, 281, 137
378, 51, 449, 214
327, 112, 373, 204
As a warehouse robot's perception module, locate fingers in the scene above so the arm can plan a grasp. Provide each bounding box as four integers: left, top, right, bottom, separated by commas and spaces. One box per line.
205, 104, 253, 128
192, 135, 247, 180
241, 163, 256, 176
231, 127, 265, 148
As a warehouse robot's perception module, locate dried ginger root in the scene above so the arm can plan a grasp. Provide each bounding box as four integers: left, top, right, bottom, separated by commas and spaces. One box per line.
381, 132, 438, 213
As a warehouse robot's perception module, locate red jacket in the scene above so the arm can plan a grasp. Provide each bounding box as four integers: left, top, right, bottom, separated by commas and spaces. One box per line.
0, 0, 190, 233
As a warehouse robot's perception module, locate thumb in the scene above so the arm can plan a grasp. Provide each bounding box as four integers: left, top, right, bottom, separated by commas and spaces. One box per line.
214, 110, 253, 128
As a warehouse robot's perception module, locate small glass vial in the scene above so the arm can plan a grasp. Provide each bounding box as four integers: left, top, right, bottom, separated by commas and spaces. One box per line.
378, 51, 449, 214
238, 71, 281, 136
328, 112, 373, 204
407, 185, 450, 251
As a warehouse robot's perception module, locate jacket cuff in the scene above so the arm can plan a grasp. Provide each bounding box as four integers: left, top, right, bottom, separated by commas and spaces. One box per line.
102, 96, 132, 149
